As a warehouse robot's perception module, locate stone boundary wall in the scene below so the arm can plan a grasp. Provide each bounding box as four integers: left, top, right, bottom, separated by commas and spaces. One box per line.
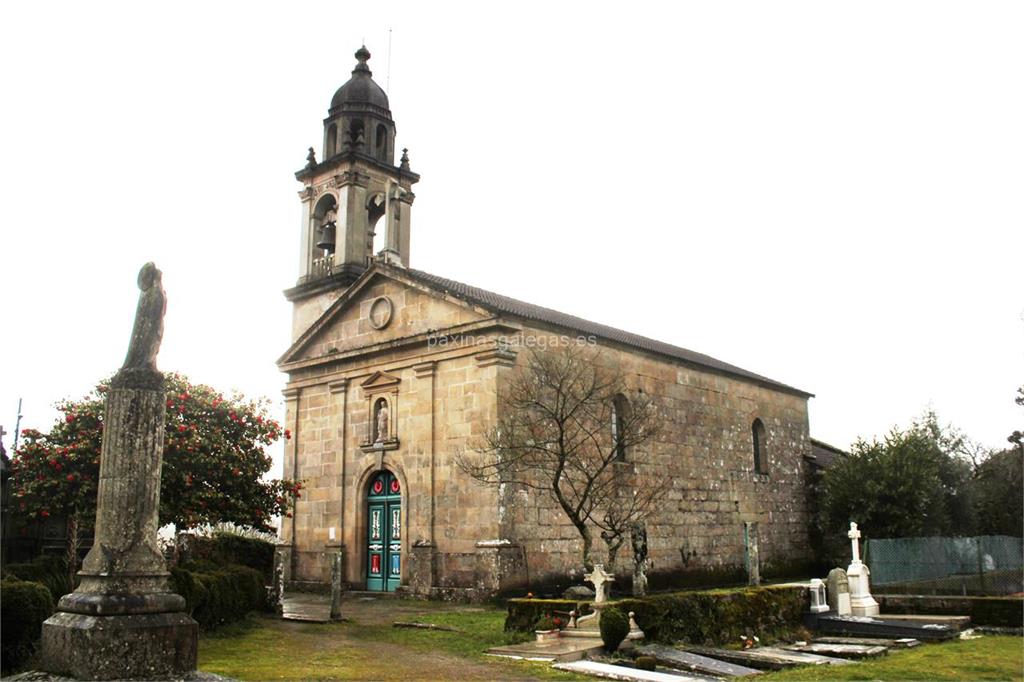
877, 594, 1024, 627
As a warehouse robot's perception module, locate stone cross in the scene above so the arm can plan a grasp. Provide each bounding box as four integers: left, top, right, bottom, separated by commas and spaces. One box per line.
584, 564, 614, 603
848, 521, 861, 563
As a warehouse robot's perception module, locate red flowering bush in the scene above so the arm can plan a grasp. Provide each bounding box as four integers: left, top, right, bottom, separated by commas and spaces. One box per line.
10, 373, 299, 536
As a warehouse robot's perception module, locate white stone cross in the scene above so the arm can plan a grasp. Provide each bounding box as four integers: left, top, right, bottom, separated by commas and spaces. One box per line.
584, 564, 615, 603
848, 522, 862, 563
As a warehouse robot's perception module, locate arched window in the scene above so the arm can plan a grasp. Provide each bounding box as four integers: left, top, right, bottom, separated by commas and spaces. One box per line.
375, 123, 387, 160
325, 123, 337, 158
348, 119, 365, 149
611, 394, 628, 461
752, 418, 767, 475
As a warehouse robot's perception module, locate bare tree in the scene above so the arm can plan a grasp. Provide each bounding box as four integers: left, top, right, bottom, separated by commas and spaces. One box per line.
458, 344, 663, 571
596, 476, 669, 574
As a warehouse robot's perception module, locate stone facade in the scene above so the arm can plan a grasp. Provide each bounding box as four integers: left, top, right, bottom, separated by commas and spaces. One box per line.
278, 265, 813, 596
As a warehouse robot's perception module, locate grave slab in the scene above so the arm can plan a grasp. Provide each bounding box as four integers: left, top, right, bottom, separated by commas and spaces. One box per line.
486, 638, 604, 662
813, 636, 920, 649
812, 614, 959, 641
553, 660, 713, 681
877, 614, 971, 629
681, 646, 852, 671
637, 644, 762, 676
783, 642, 888, 659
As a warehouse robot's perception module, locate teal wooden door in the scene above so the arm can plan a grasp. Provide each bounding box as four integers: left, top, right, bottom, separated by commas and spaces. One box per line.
366, 471, 401, 592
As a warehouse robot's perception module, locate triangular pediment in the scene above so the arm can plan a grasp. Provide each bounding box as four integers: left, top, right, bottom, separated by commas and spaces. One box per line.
360, 370, 401, 390
278, 264, 496, 367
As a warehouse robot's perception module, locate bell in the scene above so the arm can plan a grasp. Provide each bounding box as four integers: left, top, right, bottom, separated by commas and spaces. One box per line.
316, 221, 336, 251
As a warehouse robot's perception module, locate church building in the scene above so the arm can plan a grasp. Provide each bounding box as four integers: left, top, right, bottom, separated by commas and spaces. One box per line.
277, 47, 814, 598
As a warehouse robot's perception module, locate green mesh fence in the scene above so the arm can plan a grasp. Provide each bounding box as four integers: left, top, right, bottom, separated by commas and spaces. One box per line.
866, 535, 1023, 596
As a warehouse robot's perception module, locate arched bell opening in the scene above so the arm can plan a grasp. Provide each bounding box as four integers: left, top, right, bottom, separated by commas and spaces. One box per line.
375, 123, 388, 162
366, 193, 386, 261
325, 123, 338, 159
313, 194, 339, 257
347, 118, 365, 151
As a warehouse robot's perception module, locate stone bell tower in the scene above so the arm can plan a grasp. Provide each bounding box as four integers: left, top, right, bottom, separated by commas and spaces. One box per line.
289, 46, 419, 310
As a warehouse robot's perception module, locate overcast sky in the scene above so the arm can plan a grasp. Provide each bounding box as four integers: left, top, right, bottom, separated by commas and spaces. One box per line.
1, 2, 1021, 470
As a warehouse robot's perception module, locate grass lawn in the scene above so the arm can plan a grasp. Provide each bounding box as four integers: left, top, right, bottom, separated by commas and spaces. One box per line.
199, 605, 587, 681
761, 635, 1023, 681
198, 601, 1023, 682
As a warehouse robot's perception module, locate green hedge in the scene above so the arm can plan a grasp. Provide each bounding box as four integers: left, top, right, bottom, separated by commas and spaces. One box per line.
170, 562, 266, 630
2, 555, 72, 604
877, 594, 1024, 627
185, 532, 275, 581
506, 586, 807, 646
614, 586, 806, 645
1, 578, 55, 673
504, 599, 593, 632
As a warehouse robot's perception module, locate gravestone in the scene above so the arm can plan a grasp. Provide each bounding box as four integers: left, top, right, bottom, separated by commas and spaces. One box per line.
846, 522, 880, 616
827, 568, 851, 615
809, 578, 829, 614
40, 263, 198, 680
744, 521, 760, 586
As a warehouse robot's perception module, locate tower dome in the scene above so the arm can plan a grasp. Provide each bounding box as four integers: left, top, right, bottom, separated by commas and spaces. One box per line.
322, 46, 395, 164
330, 45, 391, 112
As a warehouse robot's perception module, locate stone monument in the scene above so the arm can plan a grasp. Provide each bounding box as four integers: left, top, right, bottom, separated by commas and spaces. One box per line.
743, 521, 761, 586
826, 567, 852, 615
808, 578, 829, 614
41, 263, 199, 680
846, 521, 880, 616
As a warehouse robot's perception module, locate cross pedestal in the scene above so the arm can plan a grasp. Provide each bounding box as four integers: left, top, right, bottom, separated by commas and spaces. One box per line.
846, 521, 879, 616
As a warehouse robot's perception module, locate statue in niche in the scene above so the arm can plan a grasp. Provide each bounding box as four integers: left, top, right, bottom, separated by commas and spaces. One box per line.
122, 262, 166, 372
374, 399, 389, 443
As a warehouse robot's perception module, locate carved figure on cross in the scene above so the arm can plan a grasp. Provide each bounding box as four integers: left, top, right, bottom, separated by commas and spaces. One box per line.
584, 564, 614, 603
848, 521, 862, 563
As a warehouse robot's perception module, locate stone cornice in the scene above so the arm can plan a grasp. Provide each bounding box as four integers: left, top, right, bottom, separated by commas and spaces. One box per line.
295, 151, 420, 185
278, 318, 520, 373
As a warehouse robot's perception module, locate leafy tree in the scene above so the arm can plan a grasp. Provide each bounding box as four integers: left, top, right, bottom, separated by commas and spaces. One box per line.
970, 447, 1023, 537
971, 386, 1024, 537
457, 345, 664, 571
819, 411, 974, 558
9, 373, 300, 578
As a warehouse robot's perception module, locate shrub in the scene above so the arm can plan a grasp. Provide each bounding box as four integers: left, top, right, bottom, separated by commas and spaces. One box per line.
170, 562, 266, 630
506, 585, 806, 646
599, 607, 629, 652
534, 616, 557, 631
1, 578, 55, 673
613, 586, 805, 645
635, 656, 657, 671
2, 555, 72, 604
180, 532, 275, 581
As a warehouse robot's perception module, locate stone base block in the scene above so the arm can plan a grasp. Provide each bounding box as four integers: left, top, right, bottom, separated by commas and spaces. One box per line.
41, 610, 198, 680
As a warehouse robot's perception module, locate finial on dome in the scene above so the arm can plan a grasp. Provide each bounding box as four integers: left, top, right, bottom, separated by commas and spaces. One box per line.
353, 45, 372, 74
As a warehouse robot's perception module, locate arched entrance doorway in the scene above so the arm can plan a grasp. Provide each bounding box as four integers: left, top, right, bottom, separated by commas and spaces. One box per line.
366, 470, 401, 592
